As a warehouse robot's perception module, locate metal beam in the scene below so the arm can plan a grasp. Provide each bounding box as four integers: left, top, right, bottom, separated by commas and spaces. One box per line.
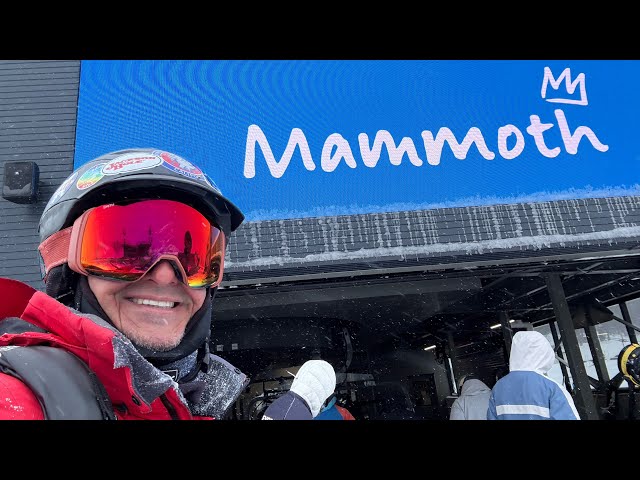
223, 249, 640, 287
549, 321, 573, 392
215, 277, 481, 311
494, 270, 640, 277
531, 271, 640, 315
620, 302, 639, 344
545, 274, 599, 420
499, 311, 513, 361
447, 332, 461, 389
610, 314, 640, 335
487, 262, 606, 312
529, 286, 640, 326
584, 308, 610, 383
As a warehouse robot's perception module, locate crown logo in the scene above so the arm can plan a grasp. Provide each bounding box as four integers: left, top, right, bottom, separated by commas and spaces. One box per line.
541, 67, 588, 106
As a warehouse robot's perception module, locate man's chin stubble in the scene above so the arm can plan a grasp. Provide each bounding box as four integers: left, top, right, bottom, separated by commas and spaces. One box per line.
125, 330, 184, 352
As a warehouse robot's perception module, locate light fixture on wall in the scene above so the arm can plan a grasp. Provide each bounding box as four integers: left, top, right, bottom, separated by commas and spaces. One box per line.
490, 319, 515, 329
2, 161, 39, 204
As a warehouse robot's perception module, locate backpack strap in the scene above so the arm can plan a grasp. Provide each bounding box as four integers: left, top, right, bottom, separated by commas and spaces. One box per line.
0, 341, 116, 420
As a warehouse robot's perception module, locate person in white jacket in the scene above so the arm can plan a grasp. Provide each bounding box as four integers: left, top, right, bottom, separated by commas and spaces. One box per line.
449, 374, 492, 420
487, 330, 580, 420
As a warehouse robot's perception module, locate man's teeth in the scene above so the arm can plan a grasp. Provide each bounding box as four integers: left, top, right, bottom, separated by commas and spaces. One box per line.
131, 298, 175, 308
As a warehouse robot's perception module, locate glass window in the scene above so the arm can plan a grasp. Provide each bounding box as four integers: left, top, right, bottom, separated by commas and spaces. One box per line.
575, 328, 597, 383
623, 298, 640, 328
610, 298, 640, 332
534, 324, 599, 389
593, 320, 629, 379
538, 299, 640, 389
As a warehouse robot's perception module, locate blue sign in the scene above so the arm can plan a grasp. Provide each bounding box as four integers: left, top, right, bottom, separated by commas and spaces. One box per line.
74, 60, 640, 221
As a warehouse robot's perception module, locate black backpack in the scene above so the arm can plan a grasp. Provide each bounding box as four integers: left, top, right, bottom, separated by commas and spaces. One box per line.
0, 317, 116, 420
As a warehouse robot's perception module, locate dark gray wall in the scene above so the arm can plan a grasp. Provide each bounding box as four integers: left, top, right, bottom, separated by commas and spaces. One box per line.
0, 60, 80, 290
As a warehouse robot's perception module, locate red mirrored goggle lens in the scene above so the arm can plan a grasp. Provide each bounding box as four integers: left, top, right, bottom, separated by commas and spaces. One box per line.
69, 200, 225, 288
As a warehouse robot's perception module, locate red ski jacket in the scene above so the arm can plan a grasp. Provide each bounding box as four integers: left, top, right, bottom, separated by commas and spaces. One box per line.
0, 277, 246, 420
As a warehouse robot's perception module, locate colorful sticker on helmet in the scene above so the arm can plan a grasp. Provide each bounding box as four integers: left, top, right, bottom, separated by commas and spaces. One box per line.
102, 152, 163, 175
76, 163, 107, 190
156, 150, 205, 180
45, 171, 79, 210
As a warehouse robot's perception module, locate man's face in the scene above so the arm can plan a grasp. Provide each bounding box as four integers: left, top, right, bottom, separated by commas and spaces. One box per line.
88, 260, 207, 351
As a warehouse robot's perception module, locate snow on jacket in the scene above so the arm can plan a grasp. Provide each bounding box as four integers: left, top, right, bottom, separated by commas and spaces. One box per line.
0, 277, 248, 420
449, 378, 491, 420
487, 330, 580, 420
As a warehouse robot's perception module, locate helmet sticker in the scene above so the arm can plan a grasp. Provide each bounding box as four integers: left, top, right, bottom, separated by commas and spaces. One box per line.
157, 150, 205, 180
102, 152, 163, 175
76, 163, 107, 190
45, 171, 79, 210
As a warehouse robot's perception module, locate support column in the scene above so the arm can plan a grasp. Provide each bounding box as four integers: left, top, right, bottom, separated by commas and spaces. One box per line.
545, 274, 599, 420
447, 332, 460, 393
584, 307, 609, 384
499, 311, 513, 361
550, 320, 573, 393
620, 302, 639, 344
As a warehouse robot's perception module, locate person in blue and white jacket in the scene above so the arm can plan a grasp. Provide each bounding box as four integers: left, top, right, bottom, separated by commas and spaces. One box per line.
487, 330, 580, 420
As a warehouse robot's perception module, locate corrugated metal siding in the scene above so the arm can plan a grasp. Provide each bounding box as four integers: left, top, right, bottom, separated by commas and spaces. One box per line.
0, 61, 80, 290
224, 196, 640, 281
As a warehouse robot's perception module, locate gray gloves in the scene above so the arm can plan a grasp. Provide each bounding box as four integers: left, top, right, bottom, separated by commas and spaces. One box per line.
289, 360, 336, 417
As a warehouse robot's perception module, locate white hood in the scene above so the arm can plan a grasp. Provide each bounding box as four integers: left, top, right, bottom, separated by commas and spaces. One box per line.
509, 331, 555, 375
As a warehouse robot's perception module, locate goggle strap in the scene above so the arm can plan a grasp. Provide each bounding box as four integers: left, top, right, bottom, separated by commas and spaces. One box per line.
38, 227, 72, 277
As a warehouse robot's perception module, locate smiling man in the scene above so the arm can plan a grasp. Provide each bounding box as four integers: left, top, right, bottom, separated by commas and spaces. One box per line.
0, 148, 337, 421
87, 260, 207, 351
0, 148, 252, 420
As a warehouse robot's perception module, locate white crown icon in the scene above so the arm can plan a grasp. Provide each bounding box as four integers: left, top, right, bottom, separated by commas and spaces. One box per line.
541, 67, 588, 106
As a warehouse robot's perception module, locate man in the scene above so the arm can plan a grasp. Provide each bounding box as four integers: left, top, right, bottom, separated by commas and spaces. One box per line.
177, 231, 200, 276
449, 374, 491, 420
487, 330, 580, 420
0, 148, 330, 420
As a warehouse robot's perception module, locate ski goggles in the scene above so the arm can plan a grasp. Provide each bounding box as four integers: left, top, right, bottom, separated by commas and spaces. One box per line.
38, 199, 226, 288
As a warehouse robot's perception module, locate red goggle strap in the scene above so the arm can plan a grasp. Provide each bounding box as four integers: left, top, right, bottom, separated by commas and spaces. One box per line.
38, 227, 72, 278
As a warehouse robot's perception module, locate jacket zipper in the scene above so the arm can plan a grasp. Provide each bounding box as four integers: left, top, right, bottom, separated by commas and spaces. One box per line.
160, 394, 181, 420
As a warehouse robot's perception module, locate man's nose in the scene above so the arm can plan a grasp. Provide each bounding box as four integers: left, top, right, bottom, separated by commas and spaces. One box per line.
144, 259, 186, 285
